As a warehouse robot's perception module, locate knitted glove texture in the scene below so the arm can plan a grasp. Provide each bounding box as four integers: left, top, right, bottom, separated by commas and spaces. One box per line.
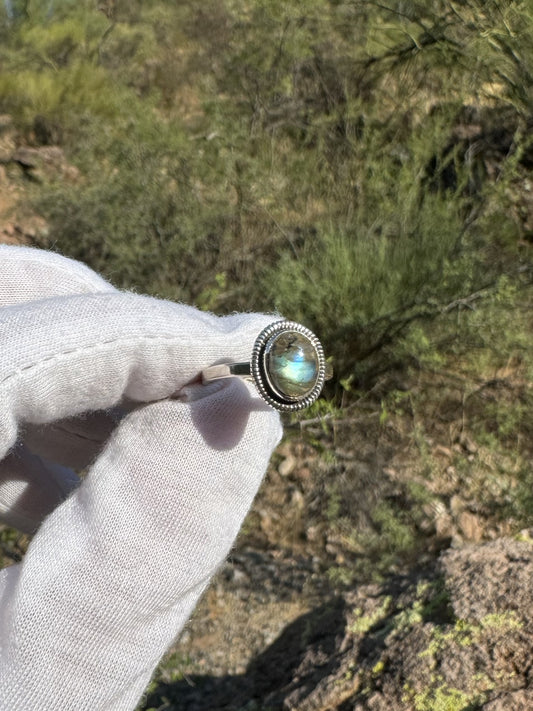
0, 246, 282, 710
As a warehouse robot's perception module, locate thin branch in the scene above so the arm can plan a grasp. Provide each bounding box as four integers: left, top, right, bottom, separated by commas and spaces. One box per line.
359, 0, 435, 34
333, 268, 532, 367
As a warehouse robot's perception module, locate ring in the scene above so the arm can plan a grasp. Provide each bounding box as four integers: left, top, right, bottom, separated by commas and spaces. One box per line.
201, 320, 331, 412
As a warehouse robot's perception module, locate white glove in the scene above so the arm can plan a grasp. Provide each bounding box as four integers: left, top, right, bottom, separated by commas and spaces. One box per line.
0, 246, 282, 710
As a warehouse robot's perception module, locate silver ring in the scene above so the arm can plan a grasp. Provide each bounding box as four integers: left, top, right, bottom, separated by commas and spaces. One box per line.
201, 320, 331, 412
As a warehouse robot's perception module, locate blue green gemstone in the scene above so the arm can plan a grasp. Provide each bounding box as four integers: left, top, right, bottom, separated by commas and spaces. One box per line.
265, 331, 319, 399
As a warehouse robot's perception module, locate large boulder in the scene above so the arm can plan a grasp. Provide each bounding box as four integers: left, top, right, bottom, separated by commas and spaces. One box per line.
142, 538, 533, 710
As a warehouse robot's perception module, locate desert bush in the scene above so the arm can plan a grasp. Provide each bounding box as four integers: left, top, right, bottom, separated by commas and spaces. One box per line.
33, 116, 235, 302
0, 0, 530, 391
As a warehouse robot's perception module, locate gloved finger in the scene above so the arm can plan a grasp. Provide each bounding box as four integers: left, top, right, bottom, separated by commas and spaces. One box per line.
21, 410, 123, 471
0, 378, 282, 709
0, 289, 279, 461
0, 247, 120, 496
3, 411, 121, 531
0, 246, 119, 469
0, 446, 80, 534
0, 245, 115, 307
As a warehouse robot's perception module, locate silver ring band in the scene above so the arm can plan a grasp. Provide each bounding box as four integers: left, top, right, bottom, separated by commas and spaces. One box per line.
202, 362, 252, 380
201, 320, 331, 412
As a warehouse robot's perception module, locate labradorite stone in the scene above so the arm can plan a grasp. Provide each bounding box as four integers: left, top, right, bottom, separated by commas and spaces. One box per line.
265, 331, 319, 399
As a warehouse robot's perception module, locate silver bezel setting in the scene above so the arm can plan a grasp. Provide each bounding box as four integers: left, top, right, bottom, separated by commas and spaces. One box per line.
251, 320, 326, 412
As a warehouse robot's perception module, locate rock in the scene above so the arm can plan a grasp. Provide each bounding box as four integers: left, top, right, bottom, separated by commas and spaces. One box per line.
278, 454, 296, 477
434, 444, 453, 459
439, 538, 533, 621
142, 538, 533, 710
305, 525, 322, 543
460, 433, 478, 454
0, 115, 17, 163
457, 510, 484, 542
484, 689, 533, 711
0, 215, 48, 246
450, 493, 464, 517
0, 133, 16, 163
11, 145, 80, 182
289, 488, 305, 509
435, 509, 454, 539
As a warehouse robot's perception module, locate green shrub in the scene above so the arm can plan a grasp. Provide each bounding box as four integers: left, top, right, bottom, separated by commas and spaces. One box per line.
0, 0, 529, 392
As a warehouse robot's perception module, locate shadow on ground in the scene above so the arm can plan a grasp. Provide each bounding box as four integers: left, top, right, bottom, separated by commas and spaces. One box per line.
142, 596, 347, 711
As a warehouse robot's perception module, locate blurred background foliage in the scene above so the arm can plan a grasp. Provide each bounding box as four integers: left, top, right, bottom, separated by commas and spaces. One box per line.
1, 0, 531, 381
1, 0, 533, 584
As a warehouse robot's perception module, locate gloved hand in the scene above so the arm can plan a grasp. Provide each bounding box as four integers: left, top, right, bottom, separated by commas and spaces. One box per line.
0, 245, 282, 710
